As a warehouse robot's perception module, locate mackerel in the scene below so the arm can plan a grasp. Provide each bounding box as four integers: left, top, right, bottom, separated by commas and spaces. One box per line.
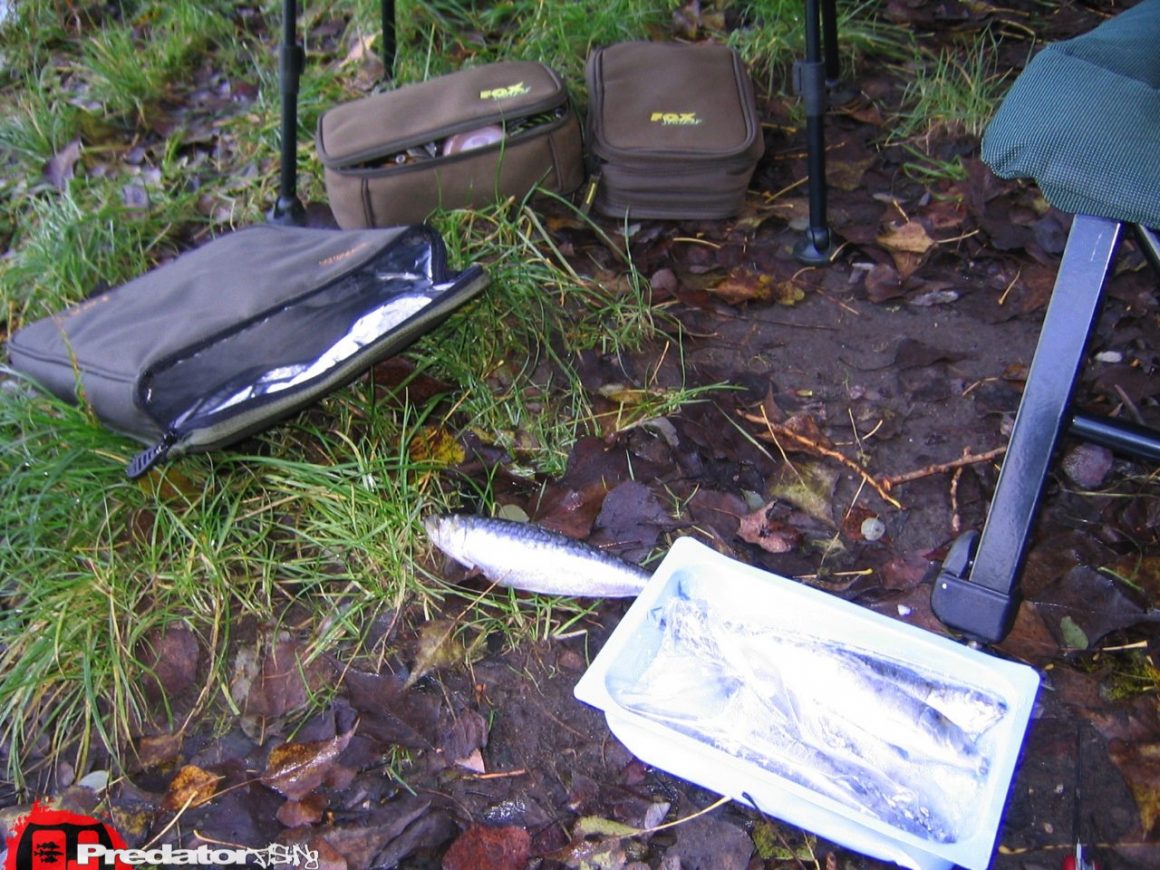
423, 514, 651, 598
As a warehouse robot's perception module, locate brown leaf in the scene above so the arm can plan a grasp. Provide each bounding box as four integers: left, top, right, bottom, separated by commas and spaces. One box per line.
262, 731, 354, 801
276, 793, 328, 828
768, 461, 839, 527
864, 262, 903, 303
237, 638, 336, 720
138, 623, 200, 703
710, 269, 804, 306
877, 219, 937, 255
879, 551, 933, 592
439, 709, 489, 769
1031, 565, 1159, 650
43, 139, 82, 189
1108, 740, 1160, 838
827, 157, 875, 192
738, 504, 802, 554
135, 731, 184, 771
316, 797, 433, 869
442, 824, 531, 870
781, 412, 834, 452
408, 425, 466, 467
342, 670, 438, 750
405, 619, 464, 689
162, 764, 222, 810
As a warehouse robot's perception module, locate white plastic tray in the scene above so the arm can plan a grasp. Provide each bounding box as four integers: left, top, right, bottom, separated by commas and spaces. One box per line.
574, 537, 1039, 870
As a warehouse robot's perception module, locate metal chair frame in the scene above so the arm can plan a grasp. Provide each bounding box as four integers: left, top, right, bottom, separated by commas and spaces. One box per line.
932, 218, 1160, 642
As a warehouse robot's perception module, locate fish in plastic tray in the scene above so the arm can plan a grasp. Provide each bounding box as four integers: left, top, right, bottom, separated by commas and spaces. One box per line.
574, 537, 1039, 870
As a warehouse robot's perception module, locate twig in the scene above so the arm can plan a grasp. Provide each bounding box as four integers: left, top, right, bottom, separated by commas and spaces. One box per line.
638, 794, 732, 835
882, 446, 1007, 490
463, 768, 528, 780
740, 409, 902, 509
946, 466, 965, 535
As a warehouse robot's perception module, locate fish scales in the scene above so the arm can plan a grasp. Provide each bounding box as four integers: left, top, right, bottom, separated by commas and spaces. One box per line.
423, 514, 650, 598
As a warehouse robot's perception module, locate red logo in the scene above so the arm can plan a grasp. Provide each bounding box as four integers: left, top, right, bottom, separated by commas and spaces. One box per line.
4, 804, 129, 870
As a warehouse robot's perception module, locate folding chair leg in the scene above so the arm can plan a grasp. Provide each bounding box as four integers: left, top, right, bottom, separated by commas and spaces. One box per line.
931, 214, 1123, 642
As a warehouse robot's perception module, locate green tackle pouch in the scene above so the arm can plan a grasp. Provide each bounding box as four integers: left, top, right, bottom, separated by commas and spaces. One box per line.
585, 42, 764, 219
316, 60, 585, 228
6, 224, 488, 477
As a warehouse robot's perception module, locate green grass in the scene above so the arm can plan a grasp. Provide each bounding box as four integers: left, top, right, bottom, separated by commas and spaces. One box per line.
890, 26, 1014, 146
0, 0, 929, 795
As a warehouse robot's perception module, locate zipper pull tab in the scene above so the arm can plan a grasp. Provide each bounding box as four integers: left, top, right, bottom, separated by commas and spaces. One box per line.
127, 429, 178, 479
580, 171, 601, 215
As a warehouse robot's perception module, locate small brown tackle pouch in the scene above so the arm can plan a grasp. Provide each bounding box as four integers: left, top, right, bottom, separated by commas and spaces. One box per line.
6, 224, 488, 477
585, 41, 764, 219
317, 61, 585, 228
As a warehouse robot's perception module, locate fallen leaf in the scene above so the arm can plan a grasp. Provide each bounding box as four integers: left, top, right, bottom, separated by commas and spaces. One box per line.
863, 261, 903, 302
1108, 740, 1160, 838
405, 619, 464, 689
439, 708, 489, 769
341, 670, 437, 750
316, 797, 434, 869
134, 732, 184, 771
442, 824, 531, 870
43, 139, 82, 189
768, 461, 839, 526
1061, 442, 1114, 489
455, 748, 486, 774
162, 764, 222, 810
138, 623, 200, 703
408, 425, 465, 467
1031, 565, 1160, 650
574, 816, 640, 838
237, 638, 337, 720
738, 504, 802, 554
277, 793, 328, 828
828, 157, 875, 191
261, 730, 354, 801
877, 219, 937, 255
710, 269, 804, 306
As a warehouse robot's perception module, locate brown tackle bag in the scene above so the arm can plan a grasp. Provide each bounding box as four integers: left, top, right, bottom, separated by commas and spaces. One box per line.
585, 41, 764, 219
317, 60, 585, 228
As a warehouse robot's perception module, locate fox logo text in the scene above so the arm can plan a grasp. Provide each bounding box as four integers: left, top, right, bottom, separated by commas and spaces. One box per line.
479, 82, 530, 101
649, 112, 702, 126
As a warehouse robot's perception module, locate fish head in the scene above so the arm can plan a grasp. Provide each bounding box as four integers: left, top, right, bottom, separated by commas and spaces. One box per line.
423, 514, 470, 562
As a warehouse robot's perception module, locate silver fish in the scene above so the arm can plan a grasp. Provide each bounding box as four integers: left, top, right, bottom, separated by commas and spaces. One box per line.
422, 514, 651, 597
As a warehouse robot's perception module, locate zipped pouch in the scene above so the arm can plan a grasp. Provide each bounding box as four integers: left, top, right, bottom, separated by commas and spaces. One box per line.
585, 42, 764, 219
317, 60, 585, 228
6, 224, 488, 477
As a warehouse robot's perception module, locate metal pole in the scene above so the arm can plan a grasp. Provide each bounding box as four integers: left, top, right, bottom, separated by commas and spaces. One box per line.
821, 0, 840, 85
793, 0, 834, 264
382, 0, 396, 80
269, 0, 307, 226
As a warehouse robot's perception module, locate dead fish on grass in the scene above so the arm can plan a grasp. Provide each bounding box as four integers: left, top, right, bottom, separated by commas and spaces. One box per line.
423, 513, 650, 598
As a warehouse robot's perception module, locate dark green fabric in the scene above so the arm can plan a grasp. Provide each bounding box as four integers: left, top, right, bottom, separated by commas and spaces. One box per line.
7, 225, 412, 439
981, 0, 1160, 227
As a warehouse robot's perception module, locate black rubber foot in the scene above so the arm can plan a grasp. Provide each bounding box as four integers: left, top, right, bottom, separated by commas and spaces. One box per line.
794, 227, 837, 265
268, 195, 307, 227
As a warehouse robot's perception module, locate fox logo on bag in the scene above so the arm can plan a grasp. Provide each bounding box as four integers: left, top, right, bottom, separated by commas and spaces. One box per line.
4, 804, 129, 870
649, 111, 702, 126
479, 81, 530, 100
